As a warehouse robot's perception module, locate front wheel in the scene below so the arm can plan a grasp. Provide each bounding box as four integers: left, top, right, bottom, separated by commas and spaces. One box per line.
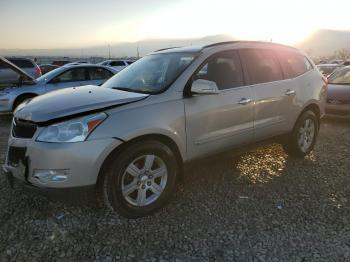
101, 140, 178, 218
282, 110, 319, 157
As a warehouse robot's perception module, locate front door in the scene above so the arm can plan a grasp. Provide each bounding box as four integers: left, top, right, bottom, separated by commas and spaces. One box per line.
45, 67, 90, 93
185, 51, 254, 160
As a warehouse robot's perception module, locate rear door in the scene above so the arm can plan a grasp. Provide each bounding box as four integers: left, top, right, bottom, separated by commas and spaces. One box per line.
45, 67, 90, 92
185, 50, 254, 159
87, 67, 114, 86
240, 49, 292, 141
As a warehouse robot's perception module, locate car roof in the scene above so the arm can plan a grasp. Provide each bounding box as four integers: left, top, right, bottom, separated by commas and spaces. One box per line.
154, 41, 298, 54
59, 63, 117, 73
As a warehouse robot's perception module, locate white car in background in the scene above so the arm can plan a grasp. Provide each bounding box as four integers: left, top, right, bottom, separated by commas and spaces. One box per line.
0, 58, 42, 86
98, 60, 134, 72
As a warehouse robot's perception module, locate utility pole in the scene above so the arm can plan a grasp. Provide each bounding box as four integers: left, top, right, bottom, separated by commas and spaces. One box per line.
108, 44, 111, 59
136, 45, 140, 59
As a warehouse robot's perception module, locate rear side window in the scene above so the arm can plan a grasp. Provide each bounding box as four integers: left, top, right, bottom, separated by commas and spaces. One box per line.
110, 61, 126, 66
240, 49, 283, 85
277, 51, 313, 78
8, 59, 34, 68
88, 67, 113, 80
194, 51, 244, 90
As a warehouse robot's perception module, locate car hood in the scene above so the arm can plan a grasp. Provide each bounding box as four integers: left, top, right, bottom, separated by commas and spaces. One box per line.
327, 84, 350, 101
0, 56, 36, 84
14, 85, 149, 124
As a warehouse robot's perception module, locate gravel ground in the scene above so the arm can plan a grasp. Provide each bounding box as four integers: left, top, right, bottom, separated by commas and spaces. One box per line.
0, 114, 350, 261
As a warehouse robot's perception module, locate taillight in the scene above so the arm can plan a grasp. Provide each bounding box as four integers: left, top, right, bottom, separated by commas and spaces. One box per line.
35, 66, 42, 76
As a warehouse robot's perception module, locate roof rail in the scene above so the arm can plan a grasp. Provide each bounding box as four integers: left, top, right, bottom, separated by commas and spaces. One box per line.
154, 46, 181, 52
203, 41, 296, 50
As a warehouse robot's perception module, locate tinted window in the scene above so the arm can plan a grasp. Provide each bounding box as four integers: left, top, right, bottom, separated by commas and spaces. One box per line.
53, 68, 87, 82
194, 51, 244, 90
277, 51, 312, 78
241, 50, 283, 85
8, 59, 34, 68
88, 67, 113, 80
110, 61, 126, 66
126, 61, 134, 65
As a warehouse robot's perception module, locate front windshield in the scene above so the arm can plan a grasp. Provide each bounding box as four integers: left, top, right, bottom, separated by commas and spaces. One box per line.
102, 52, 197, 94
328, 68, 350, 84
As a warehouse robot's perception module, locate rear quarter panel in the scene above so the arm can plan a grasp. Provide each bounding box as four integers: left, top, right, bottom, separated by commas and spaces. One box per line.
288, 69, 326, 130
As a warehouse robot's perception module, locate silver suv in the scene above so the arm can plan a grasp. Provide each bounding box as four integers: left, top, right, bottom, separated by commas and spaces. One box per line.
2, 41, 327, 218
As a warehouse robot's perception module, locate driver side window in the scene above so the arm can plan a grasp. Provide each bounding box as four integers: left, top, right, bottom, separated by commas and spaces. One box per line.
195, 51, 244, 90
52, 68, 87, 83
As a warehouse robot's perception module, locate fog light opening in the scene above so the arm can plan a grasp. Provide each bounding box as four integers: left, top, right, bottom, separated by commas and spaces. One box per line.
33, 169, 69, 184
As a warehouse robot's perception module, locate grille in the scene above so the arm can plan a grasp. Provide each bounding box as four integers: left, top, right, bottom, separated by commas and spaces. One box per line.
12, 118, 37, 139
7, 146, 26, 166
327, 99, 350, 105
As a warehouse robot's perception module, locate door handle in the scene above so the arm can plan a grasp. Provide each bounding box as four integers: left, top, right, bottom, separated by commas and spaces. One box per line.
285, 89, 296, 96
238, 98, 252, 105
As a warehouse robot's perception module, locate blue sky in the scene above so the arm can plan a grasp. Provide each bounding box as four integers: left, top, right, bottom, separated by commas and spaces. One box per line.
1, 0, 350, 49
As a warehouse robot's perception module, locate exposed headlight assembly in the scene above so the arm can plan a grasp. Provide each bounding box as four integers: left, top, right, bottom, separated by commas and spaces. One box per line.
37, 112, 107, 143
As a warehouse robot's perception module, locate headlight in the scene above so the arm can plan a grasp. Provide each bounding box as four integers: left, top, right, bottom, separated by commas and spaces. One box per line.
37, 112, 107, 143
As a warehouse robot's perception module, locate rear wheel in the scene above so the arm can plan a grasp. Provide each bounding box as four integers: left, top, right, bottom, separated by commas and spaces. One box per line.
101, 140, 178, 218
282, 110, 319, 157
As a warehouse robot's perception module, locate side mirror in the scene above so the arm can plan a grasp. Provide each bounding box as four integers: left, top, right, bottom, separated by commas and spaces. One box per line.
190, 79, 219, 95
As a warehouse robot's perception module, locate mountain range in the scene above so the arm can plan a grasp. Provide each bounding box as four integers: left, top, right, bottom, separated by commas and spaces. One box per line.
0, 29, 349, 58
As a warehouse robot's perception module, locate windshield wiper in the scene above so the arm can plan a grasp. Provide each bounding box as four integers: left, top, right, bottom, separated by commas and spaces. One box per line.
112, 87, 137, 92
112, 87, 151, 94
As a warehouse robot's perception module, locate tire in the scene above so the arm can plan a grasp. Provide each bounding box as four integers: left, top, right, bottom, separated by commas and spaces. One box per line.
282, 110, 319, 157
101, 140, 178, 218
13, 95, 36, 111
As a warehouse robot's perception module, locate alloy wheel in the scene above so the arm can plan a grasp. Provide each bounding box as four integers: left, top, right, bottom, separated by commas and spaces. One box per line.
121, 154, 168, 206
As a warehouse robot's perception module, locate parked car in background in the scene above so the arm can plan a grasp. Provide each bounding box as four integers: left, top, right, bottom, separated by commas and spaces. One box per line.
52, 60, 71, 66
1, 41, 326, 218
343, 61, 350, 66
98, 59, 134, 72
65, 61, 89, 66
0, 57, 117, 112
316, 64, 342, 76
329, 59, 344, 65
326, 66, 350, 118
0, 58, 41, 86
39, 64, 59, 75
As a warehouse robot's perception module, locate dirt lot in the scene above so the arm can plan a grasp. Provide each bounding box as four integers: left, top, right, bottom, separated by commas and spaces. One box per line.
0, 114, 350, 261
